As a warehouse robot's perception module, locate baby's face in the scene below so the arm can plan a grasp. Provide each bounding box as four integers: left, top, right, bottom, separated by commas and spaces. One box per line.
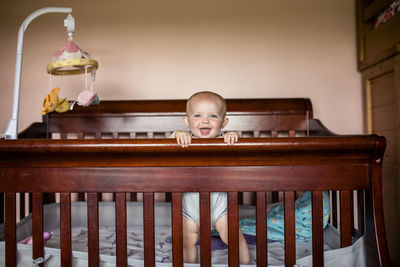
185, 96, 227, 138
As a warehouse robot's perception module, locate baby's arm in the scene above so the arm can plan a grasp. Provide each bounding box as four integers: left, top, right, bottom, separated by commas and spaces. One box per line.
169, 131, 192, 148
223, 131, 239, 145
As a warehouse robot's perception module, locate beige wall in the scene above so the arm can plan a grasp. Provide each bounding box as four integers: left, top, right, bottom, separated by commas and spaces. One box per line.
0, 0, 362, 135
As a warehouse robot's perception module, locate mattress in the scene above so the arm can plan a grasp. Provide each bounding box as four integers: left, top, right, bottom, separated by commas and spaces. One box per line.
0, 201, 366, 267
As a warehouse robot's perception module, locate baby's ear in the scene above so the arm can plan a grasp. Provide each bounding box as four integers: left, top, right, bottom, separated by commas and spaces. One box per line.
183, 116, 189, 127
222, 117, 229, 129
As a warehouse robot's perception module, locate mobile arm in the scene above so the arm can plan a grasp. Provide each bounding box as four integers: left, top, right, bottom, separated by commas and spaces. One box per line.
4, 7, 74, 139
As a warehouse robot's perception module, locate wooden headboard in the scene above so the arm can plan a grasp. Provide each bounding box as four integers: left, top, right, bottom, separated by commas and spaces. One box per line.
19, 98, 317, 139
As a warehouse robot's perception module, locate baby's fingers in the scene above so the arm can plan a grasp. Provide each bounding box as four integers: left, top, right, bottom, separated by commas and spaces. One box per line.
224, 133, 238, 144
177, 135, 191, 148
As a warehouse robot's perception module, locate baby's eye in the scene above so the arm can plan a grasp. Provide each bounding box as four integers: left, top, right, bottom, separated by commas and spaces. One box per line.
210, 114, 218, 118
194, 114, 201, 118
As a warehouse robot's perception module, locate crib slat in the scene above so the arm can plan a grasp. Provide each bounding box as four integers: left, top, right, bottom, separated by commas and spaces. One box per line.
29, 192, 33, 214
256, 192, 267, 266
0, 193, 4, 224
340, 190, 352, 247
331, 191, 338, 228
143, 192, 155, 267
5, 193, 16, 267
200, 192, 211, 267
312, 191, 324, 267
284, 191, 296, 266
32, 192, 44, 266
60, 193, 72, 267
228, 192, 239, 266
357, 190, 365, 236
130, 192, 137, 201
87, 192, 99, 267
115, 193, 127, 266
350, 191, 354, 236
171, 193, 183, 266
271, 191, 279, 204
19, 193, 25, 220
77, 193, 85, 201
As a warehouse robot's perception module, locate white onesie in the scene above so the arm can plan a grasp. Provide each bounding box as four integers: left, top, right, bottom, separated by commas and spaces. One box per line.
182, 192, 227, 227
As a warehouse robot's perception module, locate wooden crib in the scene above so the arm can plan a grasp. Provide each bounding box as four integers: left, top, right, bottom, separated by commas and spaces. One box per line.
0, 98, 390, 267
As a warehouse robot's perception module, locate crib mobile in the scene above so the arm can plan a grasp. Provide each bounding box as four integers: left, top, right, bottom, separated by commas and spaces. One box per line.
45, 37, 99, 112
3, 7, 99, 140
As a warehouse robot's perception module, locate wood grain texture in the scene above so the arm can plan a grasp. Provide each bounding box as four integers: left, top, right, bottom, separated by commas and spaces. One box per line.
5, 193, 16, 267
171, 193, 183, 267
200, 192, 211, 267
60, 193, 72, 267
32, 193, 44, 267
228, 192, 239, 266
115, 193, 127, 266
143, 193, 155, 267
312, 191, 324, 267
284, 191, 295, 266
256, 192, 267, 266
87, 193, 99, 267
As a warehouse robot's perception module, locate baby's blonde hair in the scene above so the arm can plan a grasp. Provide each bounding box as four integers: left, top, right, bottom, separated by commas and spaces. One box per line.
186, 91, 227, 117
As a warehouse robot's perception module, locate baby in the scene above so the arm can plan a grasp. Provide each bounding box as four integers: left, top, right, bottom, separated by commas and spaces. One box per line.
170, 91, 250, 264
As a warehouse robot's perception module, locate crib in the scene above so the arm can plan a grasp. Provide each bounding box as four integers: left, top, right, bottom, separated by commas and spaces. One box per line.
0, 98, 390, 267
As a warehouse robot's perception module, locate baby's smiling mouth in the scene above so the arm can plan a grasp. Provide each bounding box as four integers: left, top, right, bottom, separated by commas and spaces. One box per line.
200, 128, 211, 135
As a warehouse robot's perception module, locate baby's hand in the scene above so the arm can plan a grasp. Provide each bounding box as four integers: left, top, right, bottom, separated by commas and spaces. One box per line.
173, 131, 192, 148
224, 131, 239, 144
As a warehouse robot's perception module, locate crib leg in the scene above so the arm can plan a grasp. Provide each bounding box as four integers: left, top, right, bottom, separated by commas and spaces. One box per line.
365, 159, 390, 267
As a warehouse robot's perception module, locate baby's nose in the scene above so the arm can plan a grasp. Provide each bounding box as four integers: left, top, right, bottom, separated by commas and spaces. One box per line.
202, 117, 210, 123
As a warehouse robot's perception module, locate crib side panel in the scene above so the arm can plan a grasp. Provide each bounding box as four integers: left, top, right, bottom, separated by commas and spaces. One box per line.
0, 136, 388, 266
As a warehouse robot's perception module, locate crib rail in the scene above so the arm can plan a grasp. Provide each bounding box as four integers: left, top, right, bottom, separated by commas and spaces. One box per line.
0, 137, 388, 267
